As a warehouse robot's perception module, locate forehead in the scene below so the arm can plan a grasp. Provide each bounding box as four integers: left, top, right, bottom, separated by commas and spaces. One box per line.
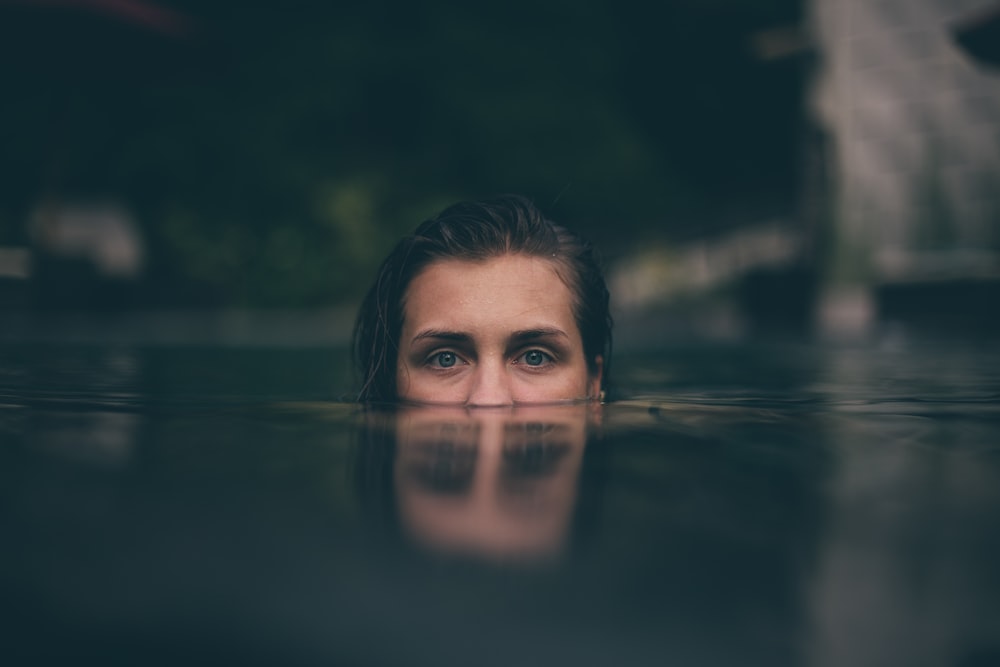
401, 254, 578, 333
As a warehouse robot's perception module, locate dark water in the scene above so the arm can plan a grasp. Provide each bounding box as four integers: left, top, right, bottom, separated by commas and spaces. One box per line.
2, 338, 999, 666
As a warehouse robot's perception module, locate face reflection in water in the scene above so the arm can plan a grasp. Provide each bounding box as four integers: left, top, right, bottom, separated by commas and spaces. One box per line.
391, 404, 598, 563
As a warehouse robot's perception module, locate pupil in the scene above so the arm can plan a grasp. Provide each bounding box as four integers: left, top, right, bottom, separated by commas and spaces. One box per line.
438, 352, 456, 367
525, 350, 544, 366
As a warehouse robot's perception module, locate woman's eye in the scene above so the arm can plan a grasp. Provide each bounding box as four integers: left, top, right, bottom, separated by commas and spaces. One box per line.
518, 350, 553, 367
431, 351, 459, 368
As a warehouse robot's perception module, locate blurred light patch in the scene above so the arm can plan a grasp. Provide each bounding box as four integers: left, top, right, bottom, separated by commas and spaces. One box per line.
0, 246, 31, 279
817, 287, 876, 339
610, 221, 803, 310
34, 410, 139, 468
750, 25, 812, 62
29, 201, 145, 278
876, 248, 1000, 283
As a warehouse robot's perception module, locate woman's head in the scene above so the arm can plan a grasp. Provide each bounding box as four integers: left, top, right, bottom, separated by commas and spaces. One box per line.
353, 195, 612, 404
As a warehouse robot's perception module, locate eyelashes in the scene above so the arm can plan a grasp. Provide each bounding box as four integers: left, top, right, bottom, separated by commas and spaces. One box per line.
514, 349, 554, 367
423, 348, 557, 370
428, 351, 463, 369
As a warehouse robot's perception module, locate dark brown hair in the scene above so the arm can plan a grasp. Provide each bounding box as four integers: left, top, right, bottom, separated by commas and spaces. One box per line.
352, 195, 612, 402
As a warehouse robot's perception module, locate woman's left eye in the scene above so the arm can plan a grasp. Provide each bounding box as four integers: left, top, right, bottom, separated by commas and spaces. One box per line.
516, 350, 553, 367
430, 351, 460, 368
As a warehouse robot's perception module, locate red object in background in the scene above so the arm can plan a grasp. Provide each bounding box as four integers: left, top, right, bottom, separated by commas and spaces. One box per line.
0, 0, 215, 83
6, 0, 195, 36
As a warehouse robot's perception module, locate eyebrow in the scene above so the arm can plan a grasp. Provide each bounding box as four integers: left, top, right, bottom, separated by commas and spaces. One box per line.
509, 328, 570, 344
410, 328, 570, 345
411, 330, 473, 344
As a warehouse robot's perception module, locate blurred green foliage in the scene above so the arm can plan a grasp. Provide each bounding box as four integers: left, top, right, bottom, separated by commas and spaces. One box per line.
0, 0, 803, 307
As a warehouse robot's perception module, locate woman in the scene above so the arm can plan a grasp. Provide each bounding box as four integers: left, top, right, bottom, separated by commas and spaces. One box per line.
353, 195, 612, 405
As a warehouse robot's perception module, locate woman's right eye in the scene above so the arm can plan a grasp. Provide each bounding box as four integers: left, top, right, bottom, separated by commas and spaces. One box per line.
429, 351, 460, 368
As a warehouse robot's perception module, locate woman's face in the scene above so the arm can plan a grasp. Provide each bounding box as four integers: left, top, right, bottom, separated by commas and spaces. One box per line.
397, 254, 601, 405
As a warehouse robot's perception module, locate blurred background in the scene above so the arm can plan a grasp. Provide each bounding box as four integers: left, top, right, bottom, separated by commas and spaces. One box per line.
1, 0, 998, 345
2, 7, 999, 663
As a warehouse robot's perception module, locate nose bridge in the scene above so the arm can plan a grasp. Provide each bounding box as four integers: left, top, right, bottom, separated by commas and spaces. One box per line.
466, 356, 513, 406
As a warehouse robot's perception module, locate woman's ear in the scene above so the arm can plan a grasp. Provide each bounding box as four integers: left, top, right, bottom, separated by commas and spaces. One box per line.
588, 355, 604, 401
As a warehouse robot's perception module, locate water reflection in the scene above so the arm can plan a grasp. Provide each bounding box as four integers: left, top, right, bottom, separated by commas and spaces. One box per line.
358, 404, 601, 563
2, 342, 998, 666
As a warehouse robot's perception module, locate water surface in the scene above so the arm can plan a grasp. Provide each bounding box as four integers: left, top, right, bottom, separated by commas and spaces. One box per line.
1, 337, 998, 666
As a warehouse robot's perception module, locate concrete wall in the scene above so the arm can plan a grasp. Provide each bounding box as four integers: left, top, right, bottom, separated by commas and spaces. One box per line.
809, 0, 1000, 286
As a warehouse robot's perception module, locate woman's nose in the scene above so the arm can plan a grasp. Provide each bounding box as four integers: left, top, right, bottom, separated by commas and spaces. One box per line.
465, 361, 513, 407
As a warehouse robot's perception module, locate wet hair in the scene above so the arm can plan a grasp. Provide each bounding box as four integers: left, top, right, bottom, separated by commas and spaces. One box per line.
352, 195, 612, 403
